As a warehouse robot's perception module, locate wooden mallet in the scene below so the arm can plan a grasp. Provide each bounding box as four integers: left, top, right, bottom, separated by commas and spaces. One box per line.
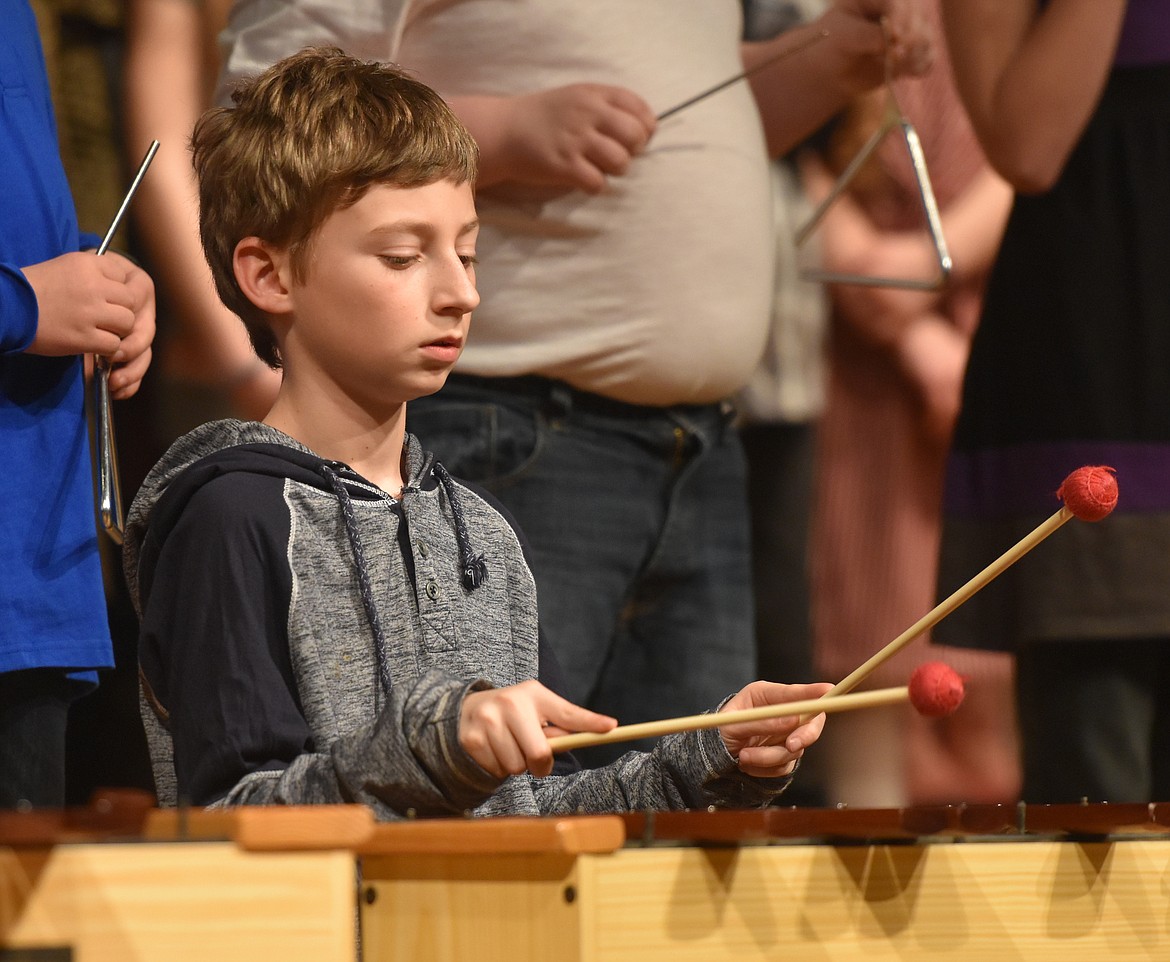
547, 661, 964, 754
547, 466, 1115, 754
821, 465, 1119, 702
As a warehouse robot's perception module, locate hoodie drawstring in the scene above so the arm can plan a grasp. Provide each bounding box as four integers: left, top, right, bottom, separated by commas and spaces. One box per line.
432, 462, 488, 591
318, 459, 489, 694
319, 464, 394, 696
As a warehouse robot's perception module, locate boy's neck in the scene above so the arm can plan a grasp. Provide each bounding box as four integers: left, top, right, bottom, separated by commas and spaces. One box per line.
264, 391, 409, 498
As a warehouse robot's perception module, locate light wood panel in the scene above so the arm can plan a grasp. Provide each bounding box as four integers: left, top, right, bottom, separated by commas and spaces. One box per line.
0, 842, 355, 962
362, 836, 1170, 962
5, 806, 1170, 962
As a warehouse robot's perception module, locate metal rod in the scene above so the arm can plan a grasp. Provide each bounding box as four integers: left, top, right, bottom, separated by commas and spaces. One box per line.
97, 141, 159, 255
94, 139, 160, 544
657, 29, 828, 121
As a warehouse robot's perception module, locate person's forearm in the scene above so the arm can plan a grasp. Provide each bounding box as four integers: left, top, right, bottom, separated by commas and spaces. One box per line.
532, 726, 793, 815
746, 1, 931, 159
444, 95, 517, 189
745, 20, 870, 158
935, 166, 1013, 285
124, 0, 272, 385
194, 670, 500, 818
942, 0, 1127, 192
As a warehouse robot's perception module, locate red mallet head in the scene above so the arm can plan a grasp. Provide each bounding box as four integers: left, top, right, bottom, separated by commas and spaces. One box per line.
1057, 465, 1118, 522
908, 661, 965, 717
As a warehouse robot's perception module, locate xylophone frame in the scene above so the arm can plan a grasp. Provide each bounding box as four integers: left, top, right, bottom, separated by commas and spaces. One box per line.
3, 798, 1170, 962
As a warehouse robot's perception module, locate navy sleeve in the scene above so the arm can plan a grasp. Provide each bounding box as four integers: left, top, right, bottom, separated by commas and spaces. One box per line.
137, 471, 308, 804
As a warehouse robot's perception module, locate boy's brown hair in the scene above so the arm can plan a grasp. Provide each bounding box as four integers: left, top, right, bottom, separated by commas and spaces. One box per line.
192, 47, 479, 368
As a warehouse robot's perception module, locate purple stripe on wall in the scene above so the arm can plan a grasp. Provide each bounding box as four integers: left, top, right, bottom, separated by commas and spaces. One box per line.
945, 441, 1170, 519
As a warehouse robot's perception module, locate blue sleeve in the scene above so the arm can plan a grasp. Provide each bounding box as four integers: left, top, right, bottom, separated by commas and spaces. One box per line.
0, 237, 114, 354
0, 263, 37, 354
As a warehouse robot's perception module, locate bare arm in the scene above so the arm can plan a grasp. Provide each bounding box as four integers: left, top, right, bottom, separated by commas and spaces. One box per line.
746, 0, 934, 158
124, 0, 279, 416
801, 155, 1011, 346
803, 152, 1011, 441
941, 0, 1127, 193
933, 166, 1014, 284
456, 1, 927, 191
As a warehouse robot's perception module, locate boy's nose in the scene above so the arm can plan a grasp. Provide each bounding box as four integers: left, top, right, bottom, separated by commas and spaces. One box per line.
437, 258, 480, 315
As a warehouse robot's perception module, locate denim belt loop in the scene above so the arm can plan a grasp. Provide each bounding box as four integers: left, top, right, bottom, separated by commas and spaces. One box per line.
546, 382, 574, 420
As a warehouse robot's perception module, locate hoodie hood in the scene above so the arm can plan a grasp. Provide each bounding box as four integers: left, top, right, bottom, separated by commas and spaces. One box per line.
123, 419, 483, 627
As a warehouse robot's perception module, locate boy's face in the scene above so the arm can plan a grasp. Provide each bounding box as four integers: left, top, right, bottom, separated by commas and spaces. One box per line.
281, 179, 479, 406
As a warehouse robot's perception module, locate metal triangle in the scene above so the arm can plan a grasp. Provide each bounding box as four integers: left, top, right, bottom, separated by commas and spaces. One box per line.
794, 96, 952, 291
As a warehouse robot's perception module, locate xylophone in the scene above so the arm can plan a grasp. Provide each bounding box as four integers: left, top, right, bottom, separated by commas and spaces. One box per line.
3, 797, 1170, 962
0, 469, 1133, 960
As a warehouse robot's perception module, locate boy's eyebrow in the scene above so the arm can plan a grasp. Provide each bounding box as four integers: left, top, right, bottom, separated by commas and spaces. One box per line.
369, 219, 480, 237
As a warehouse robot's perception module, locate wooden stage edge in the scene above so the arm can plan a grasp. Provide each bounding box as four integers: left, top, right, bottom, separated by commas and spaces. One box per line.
4, 799, 1170, 961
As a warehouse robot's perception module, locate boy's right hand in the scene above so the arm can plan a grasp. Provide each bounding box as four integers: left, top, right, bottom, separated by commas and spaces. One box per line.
459, 680, 617, 778
22, 250, 156, 398
821, 0, 934, 95
462, 84, 656, 194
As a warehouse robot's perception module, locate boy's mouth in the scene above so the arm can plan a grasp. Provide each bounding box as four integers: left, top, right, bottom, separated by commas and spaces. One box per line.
421, 335, 463, 362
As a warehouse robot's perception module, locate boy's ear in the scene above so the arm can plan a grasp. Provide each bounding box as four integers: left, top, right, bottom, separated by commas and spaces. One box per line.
233, 237, 294, 316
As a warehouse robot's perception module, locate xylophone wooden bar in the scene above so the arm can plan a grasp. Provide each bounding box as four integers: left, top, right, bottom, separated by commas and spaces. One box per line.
5, 800, 1170, 961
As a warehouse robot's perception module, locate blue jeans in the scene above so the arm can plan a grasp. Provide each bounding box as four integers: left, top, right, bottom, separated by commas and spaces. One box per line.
408, 375, 757, 765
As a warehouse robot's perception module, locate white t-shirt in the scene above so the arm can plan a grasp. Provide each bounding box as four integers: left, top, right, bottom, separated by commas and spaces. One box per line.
221, 0, 775, 406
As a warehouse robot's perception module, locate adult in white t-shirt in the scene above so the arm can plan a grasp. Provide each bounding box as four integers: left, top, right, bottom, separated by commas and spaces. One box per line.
219, 0, 931, 765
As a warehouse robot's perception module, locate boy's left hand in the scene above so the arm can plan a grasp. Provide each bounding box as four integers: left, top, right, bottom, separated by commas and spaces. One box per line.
717, 681, 833, 778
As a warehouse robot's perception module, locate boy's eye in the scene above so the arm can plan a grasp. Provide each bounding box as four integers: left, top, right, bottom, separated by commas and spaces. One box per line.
460, 254, 478, 268
380, 254, 418, 268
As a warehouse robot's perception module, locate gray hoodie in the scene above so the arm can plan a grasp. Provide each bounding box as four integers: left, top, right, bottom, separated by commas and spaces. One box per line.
124, 419, 794, 819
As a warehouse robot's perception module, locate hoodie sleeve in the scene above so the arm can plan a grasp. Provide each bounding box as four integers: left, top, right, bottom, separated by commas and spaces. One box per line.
138, 471, 502, 818
219, 667, 503, 817
527, 723, 796, 815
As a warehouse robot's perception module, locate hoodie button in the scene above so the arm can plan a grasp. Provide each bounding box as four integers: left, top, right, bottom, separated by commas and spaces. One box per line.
416, 540, 429, 558
425, 580, 440, 600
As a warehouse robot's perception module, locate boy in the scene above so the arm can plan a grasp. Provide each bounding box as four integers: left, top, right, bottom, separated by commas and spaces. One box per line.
124, 48, 828, 819
218, 0, 930, 773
